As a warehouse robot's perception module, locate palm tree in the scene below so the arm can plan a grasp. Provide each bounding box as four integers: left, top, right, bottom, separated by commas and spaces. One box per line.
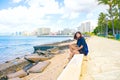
113, 0, 120, 34
98, 12, 106, 35
113, 0, 120, 20
112, 7, 119, 34
98, 0, 115, 36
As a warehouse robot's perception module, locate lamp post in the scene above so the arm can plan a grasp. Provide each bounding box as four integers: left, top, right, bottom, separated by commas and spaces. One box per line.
105, 18, 108, 37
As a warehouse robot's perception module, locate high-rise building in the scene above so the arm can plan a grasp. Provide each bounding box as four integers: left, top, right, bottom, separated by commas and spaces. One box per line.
60, 28, 76, 35
77, 21, 96, 33
36, 28, 51, 35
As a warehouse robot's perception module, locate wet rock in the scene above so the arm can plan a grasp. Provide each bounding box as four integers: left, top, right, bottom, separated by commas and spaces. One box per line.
7, 70, 28, 79
28, 61, 50, 73
0, 58, 30, 79
8, 77, 22, 80
24, 54, 53, 63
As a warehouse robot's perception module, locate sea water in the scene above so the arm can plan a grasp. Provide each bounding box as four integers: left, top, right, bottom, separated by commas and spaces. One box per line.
0, 36, 72, 63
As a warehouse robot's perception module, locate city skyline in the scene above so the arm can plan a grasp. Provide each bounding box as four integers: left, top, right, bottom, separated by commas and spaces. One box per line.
0, 0, 108, 34
8, 27, 77, 36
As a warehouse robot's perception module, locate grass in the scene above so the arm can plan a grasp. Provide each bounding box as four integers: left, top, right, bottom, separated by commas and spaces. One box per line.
93, 34, 120, 41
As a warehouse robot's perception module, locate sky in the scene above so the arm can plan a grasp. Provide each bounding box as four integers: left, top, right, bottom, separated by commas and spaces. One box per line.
0, 0, 108, 34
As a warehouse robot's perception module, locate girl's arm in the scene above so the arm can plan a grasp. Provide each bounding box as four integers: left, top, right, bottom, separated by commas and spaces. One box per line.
75, 45, 83, 51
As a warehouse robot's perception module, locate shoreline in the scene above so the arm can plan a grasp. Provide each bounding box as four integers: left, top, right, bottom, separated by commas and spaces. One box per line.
1, 36, 120, 80
0, 39, 73, 64
0, 36, 73, 64
0, 39, 75, 79
37, 35, 73, 37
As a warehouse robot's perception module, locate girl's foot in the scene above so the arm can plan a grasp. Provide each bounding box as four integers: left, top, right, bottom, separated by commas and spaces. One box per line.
68, 57, 72, 61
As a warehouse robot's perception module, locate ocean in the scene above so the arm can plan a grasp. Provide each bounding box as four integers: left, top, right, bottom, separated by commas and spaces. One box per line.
0, 36, 72, 63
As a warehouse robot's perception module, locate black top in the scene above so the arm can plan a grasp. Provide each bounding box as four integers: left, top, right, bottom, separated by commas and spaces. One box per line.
77, 37, 88, 55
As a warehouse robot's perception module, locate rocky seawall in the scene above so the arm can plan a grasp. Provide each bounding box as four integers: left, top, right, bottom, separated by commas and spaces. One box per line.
0, 39, 74, 80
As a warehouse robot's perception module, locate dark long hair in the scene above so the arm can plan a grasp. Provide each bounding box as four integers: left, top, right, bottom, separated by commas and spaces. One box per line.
74, 31, 82, 40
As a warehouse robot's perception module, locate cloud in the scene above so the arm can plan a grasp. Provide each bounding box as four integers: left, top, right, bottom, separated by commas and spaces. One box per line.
0, 0, 63, 32
26, 0, 63, 14
0, 6, 29, 25
61, 0, 98, 19
0, 0, 109, 33
61, 11, 80, 19
64, 0, 97, 12
86, 5, 108, 20
11, 0, 22, 3
0, 24, 10, 33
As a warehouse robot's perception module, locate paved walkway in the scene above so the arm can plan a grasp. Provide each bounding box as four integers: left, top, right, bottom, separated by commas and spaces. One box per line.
81, 36, 120, 80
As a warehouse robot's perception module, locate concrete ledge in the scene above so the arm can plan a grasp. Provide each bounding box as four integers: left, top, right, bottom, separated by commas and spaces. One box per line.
57, 54, 84, 80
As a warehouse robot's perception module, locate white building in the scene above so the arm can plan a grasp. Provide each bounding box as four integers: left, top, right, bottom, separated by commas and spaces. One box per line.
61, 28, 76, 35
36, 28, 51, 35
77, 20, 96, 33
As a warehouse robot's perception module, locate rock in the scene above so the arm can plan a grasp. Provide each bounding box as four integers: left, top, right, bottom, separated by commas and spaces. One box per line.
8, 77, 22, 80
7, 70, 28, 79
28, 61, 51, 73
0, 58, 30, 79
24, 54, 53, 63
33, 46, 55, 52
47, 47, 59, 54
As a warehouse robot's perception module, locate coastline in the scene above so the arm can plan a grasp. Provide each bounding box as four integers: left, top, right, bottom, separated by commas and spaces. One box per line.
0, 36, 73, 64
37, 35, 73, 37
0, 39, 75, 80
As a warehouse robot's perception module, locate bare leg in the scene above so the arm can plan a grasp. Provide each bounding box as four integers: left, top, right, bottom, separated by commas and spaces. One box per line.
69, 44, 78, 53
72, 50, 80, 54
68, 44, 76, 59
68, 44, 79, 60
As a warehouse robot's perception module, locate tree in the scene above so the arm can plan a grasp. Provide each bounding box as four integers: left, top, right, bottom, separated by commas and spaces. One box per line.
98, 12, 106, 35
113, 0, 120, 34
113, 0, 120, 20
93, 26, 100, 35
112, 7, 119, 34
98, 0, 115, 36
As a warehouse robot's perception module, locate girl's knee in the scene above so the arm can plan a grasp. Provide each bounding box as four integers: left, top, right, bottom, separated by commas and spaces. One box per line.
69, 45, 71, 48
73, 50, 79, 54
69, 44, 73, 49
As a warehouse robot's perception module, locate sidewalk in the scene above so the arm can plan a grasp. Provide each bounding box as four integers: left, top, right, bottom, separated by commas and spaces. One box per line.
81, 36, 120, 80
